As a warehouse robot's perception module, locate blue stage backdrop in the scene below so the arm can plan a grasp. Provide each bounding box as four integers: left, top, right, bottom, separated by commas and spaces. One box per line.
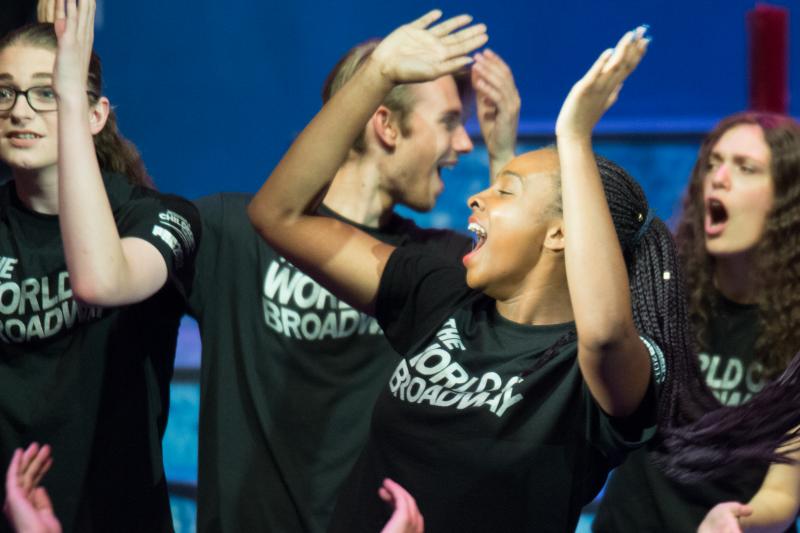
89, 0, 799, 199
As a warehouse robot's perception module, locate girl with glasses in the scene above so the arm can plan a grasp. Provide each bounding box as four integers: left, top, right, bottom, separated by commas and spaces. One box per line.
0, 1, 199, 531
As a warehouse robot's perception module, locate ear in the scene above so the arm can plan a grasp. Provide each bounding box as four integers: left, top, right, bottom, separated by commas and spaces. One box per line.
543, 220, 565, 253
369, 105, 399, 149
88, 96, 110, 136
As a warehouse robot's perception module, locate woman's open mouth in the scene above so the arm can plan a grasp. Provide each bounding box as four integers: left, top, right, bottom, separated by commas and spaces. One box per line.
705, 198, 729, 237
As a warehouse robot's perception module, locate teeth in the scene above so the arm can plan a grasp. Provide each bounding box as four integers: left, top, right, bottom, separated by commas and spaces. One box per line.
468, 222, 487, 238
11, 133, 39, 139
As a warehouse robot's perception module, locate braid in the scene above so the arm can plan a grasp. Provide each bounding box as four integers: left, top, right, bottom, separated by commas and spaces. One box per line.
596, 155, 800, 481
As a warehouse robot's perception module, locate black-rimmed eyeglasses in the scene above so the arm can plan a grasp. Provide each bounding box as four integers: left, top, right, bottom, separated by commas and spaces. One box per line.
0, 86, 99, 112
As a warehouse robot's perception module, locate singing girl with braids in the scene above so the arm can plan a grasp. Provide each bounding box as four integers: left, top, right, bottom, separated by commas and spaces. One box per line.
594, 113, 800, 533
246, 10, 678, 530
0, 1, 199, 531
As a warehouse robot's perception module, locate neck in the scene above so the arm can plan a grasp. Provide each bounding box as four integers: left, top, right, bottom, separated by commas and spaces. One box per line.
12, 165, 59, 214
322, 154, 395, 228
714, 252, 759, 304
495, 258, 574, 326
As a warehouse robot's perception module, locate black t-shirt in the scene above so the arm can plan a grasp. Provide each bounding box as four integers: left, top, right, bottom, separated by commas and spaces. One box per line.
328, 246, 659, 533
0, 175, 199, 533
592, 293, 793, 533
187, 193, 472, 533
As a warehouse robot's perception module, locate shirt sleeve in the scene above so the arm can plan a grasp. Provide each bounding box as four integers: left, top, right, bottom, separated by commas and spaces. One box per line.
113, 190, 201, 295
400, 227, 473, 263
376, 244, 478, 356
582, 335, 664, 464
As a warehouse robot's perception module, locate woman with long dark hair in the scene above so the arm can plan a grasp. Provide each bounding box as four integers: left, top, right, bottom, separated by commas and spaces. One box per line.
0, 1, 199, 531
594, 113, 800, 531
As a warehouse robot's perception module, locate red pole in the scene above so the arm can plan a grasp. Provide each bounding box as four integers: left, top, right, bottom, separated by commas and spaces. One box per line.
748, 4, 789, 113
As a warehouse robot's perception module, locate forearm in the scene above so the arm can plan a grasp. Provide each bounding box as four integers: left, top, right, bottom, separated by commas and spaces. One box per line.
741, 457, 800, 533
488, 151, 514, 184
558, 135, 635, 344
248, 58, 393, 236
558, 134, 649, 415
247, 58, 397, 314
740, 490, 797, 533
57, 95, 129, 304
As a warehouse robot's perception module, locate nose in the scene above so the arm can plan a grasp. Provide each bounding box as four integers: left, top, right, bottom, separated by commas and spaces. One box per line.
452, 124, 473, 154
467, 189, 487, 211
8, 93, 35, 121
709, 162, 731, 190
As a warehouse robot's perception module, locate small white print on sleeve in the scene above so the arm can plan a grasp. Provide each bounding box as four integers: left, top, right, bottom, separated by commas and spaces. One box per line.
388, 318, 524, 418
640, 335, 666, 386
152, 210, 196, 269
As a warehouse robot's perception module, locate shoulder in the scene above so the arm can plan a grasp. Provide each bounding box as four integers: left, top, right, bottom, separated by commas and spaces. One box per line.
193, 192, 252, 215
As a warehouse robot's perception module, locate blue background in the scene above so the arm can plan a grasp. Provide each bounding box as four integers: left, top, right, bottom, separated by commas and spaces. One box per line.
84, 0, 797, 530
88, 0, 800, 199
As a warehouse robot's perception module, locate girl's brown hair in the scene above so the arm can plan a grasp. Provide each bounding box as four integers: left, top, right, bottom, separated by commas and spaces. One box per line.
675, 112, 800, 377
0, 23, 154, 188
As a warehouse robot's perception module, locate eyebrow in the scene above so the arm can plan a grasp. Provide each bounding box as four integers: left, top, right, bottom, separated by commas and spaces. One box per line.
710, 150, 768, 166
0, 72, 53, 82
499, 170, 525, 186
440, 110, 463, 121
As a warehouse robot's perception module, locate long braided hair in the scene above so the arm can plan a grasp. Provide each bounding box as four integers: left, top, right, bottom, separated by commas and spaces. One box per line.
523, 152, 713, 425
598, 154, 800, 482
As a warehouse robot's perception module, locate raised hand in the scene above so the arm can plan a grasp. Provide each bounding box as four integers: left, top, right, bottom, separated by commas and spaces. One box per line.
379, 478, 424, 533
36, 0, 57, 23
4, 444, 62, 533
471, 49, 520, 178
555, 26, 649, 140
698, 502, 752, 533
371, 10, 487, 86
52, 0, 96, 100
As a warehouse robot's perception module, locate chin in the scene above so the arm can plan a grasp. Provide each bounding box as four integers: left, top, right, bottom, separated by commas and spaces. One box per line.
705, 240, 759, 258
405, 198, 436, 213
0, 153, 53, 172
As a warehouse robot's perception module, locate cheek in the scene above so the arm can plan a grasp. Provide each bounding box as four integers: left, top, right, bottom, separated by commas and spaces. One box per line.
741, 183, 774, 218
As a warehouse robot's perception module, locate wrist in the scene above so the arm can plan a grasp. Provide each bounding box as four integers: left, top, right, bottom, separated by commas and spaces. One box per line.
54, 84, 89, 107
361, 56, 397, 93
555, 130, 593, 147
489, 149, 515, 163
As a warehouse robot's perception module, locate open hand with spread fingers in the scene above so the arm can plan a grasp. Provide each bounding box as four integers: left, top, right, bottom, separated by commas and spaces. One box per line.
371, 10, 487, 86
555, 26, 649, 140
52, 0, 97, 101
4, 443, 61, 533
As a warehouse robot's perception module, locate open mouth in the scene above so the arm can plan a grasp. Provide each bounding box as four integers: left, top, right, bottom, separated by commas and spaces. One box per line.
468, 221, 487, 251
8, 132, 43, 140
705, 198, 729, 236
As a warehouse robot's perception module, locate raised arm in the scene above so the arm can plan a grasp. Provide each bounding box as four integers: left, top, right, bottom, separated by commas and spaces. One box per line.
555, 29, 650, 416
247, 10, 487, 314
471, 49, 520, 181
54, 0, 168, 306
